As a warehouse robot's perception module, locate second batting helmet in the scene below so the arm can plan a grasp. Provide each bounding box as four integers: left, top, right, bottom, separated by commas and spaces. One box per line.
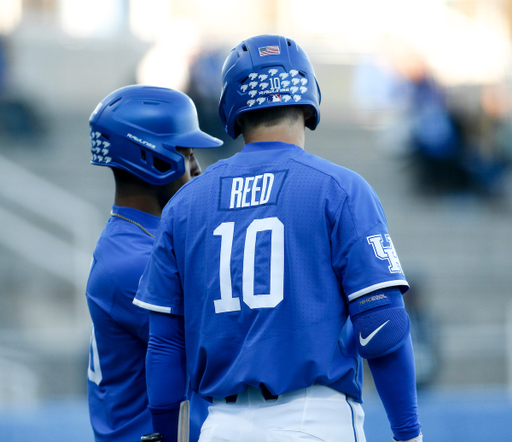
90, 85, 223, 185
218, 34, 321, 140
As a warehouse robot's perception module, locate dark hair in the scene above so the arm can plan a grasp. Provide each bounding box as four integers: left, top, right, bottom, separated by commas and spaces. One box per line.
238, 105, 306, 133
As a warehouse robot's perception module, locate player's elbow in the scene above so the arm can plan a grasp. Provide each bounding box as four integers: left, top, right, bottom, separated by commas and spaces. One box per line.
349, 288, 411, 359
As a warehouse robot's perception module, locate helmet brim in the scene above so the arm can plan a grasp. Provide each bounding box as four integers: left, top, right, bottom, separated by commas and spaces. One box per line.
171, 129, 223, 149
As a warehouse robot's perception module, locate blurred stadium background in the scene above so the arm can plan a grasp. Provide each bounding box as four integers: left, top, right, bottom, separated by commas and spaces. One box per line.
0, 0, 512, 440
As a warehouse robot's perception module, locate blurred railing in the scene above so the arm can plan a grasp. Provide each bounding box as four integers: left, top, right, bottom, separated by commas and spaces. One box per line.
0, 154, 104, 402
0, 154, 103, 315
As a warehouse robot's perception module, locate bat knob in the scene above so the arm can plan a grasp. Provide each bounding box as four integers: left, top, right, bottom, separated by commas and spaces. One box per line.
141, 433, 163, 442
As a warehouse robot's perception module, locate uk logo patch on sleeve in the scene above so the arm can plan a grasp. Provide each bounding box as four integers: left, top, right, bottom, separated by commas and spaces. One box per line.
258, 45, 280, 56
367, 234, 403, 273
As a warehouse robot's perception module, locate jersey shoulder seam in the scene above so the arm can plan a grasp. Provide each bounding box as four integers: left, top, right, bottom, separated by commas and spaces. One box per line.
289, 154, 366, 237
289, 155, 387, 245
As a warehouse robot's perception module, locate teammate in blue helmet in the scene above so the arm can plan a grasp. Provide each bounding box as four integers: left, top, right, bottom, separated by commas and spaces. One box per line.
86, 85, 222, 442
135, 36, 422, 442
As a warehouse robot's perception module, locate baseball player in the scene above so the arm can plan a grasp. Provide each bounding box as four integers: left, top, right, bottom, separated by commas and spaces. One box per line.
134, 35, 422, 442
86, 85, 222, 442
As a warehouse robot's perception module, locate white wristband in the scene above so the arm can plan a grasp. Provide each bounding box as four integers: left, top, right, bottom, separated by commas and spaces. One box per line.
393, 432, 423, 442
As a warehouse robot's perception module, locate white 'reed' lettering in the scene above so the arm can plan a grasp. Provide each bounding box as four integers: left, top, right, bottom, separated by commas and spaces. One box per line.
242, 177, 255, 207
230, 178, 244, 208
251, 175, 262, 206
229, 173, 275, 208
260, 173, 274, 204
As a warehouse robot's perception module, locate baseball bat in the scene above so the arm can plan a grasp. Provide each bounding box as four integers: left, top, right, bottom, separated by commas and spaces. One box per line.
140, 400, 189, 442
178, 400, 190, 442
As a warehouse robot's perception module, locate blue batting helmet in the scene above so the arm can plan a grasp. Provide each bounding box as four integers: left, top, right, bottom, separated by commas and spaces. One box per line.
89, 85, 223, 185
219, 34, 321, 140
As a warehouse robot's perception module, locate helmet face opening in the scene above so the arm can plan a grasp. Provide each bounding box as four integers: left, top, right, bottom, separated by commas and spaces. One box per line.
218, 35, 321, 139
90, 85, 223, 185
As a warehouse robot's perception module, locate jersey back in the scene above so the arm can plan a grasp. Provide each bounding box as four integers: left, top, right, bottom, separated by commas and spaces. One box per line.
138, 142, 408, 401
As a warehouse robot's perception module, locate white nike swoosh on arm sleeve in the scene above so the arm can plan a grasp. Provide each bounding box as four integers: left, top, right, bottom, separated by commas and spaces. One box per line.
359, 320, 390, 346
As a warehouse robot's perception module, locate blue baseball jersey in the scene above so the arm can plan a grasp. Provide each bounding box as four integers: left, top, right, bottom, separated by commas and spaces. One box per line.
135, 141, 408, 402
86, 206, 207, 442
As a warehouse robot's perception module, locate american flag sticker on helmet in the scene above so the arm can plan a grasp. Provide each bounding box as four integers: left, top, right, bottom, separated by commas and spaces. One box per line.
258, 45, 280, 56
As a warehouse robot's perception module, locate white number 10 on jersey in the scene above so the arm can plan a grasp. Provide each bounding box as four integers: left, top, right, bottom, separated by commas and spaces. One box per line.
213, 217, 284, 313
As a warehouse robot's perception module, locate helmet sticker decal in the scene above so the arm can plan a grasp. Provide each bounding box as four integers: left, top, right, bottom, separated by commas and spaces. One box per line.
238, 66, 307, 109
268, 94, 282, 103
258, 45, 280, 56
90, 130, 112, 164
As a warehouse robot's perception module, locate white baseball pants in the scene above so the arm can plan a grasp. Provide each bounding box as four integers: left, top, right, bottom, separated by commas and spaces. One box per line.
199, 384, 366, 442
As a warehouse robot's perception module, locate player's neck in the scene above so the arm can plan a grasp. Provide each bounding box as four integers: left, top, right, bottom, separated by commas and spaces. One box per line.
114, 189, 163, 217
243, 122, 306, 149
